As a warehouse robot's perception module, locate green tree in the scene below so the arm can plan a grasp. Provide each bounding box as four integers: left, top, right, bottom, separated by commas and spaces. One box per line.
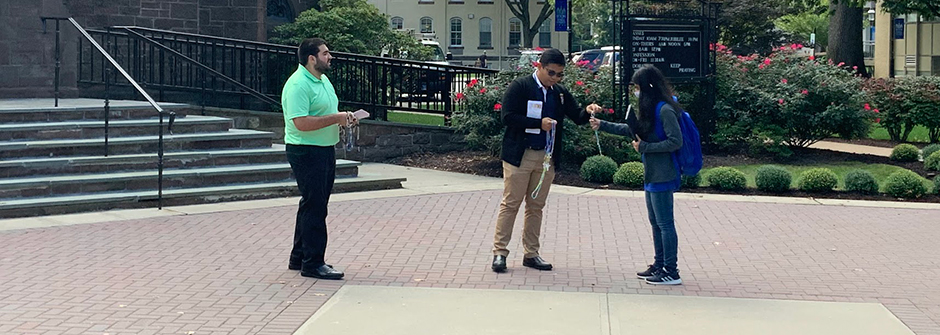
775, 11, 829, 49
506, 0, 555, 49
270, 0, 432, 60
880, 0, 940, 18
571, 0, 612, 50
718, 0, 788, 55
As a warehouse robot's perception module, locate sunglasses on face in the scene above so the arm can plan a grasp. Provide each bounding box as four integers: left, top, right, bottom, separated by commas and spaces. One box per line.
546, 69, 565, 78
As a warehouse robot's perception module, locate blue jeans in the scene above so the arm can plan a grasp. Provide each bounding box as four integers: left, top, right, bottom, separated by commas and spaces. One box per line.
645, 190, 678, 273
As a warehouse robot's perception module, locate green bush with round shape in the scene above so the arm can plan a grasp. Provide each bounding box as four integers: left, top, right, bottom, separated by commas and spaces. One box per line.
890, 144, 920, 162
882, 169, 929, 198
755, 165, 792, 193
580, 155, 618, 183
706, 167, 747, 191
798, 168, 839, 192
922, 144, 940, 160
925, 151, 940, 172
613, 162, 645, 187
843, 169, 879, 194
681, 174, 702, 189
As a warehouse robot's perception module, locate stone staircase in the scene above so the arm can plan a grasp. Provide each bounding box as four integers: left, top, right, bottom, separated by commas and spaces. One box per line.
0, 99, 405, 218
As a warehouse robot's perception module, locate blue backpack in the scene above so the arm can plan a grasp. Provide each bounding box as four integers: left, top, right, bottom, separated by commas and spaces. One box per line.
654, 101, 703, 176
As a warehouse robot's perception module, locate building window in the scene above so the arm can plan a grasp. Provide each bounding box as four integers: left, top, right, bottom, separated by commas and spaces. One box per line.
539, 19, 552, 47
509, 18, 521, 47
390, 16, 404, 30
450, 17, 463, 46
420, 17, 433, 33
479, 17, 492, 48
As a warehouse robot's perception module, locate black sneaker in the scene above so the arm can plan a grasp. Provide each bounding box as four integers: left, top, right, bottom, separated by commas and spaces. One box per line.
645, 270, 682, 285
636, 264, 661, 279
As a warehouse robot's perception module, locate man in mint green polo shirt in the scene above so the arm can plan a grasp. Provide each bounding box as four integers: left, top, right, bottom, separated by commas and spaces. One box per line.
283, 38, 355, 280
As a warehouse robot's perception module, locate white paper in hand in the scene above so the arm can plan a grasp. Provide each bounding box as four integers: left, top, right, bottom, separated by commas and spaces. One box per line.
353, 109, 370, 119
526, 100, 542, 134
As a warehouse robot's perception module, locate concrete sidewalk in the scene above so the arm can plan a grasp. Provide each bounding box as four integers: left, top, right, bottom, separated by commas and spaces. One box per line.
810, 140, 894, 157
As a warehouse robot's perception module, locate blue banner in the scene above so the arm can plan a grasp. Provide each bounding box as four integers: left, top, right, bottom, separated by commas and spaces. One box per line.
894, 18, 904, 39
555, 0, 568, 32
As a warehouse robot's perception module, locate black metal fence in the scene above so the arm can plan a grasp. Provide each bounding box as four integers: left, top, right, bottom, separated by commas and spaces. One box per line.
78, 26, 498, 124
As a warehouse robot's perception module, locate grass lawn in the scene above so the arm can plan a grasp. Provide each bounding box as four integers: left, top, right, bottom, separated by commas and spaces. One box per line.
700, 163, 911, 190
387, 111, 445, 127
868, 124, 932, 143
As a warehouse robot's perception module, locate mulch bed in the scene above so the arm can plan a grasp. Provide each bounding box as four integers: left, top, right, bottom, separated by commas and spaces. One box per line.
386, 148, 940, 204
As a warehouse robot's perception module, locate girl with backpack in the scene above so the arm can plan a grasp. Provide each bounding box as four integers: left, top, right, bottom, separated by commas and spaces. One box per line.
590, 64, 684, 285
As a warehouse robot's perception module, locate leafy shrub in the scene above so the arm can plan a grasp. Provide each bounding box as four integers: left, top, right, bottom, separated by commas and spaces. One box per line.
843, 169, 879, 194
706, 167, 747, 190
925, 151, 940, 172
798, 168, 838, 192
883, 170, 929, 198
934, 176, 940, 195
714, 45, 872, 157
681, 174, 702, 189
613, 162, 645, 187
580, 155, 618, 183
922, 144, 940, 161
755, 165, 792, 192
890, 144, 920, 162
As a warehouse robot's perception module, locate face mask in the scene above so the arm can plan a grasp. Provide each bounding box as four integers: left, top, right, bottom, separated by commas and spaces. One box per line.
634, 91, 640, 98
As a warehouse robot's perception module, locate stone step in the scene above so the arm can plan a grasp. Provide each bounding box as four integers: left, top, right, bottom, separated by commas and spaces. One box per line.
0, 175, 406, 218
0, 129, 275, 159
0, 116, 233, 141
0, 160, 362, 198
0, 102, 192, 123
0, 147, 291, 178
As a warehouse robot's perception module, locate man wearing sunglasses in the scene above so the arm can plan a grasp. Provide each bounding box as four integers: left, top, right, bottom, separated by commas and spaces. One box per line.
491, 48, 601, 273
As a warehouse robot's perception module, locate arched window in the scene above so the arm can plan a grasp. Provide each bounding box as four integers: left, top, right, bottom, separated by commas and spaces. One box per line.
420, 17, 433, 33
479, 17, 492, 48
450, 17, 462, 46
509, 18, 522, 47
390, 16, 404, 30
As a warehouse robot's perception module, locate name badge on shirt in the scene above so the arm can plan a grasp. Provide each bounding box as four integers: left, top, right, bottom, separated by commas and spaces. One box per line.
526, 100, 542, 134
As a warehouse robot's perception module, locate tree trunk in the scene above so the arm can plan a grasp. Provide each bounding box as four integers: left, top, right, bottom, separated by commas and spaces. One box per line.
828, 1, 868, 77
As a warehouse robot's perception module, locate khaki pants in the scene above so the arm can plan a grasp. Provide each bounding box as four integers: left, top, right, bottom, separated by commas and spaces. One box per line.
493, 149, 555, 258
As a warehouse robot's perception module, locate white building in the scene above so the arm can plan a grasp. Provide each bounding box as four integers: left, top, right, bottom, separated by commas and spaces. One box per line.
370, 0, 572, 69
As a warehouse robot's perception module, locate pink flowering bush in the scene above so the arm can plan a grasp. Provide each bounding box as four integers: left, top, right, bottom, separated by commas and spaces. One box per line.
863, 76, 940, 143
714, 43, 873, 157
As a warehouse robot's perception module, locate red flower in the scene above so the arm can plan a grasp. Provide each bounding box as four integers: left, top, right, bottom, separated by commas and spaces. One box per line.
455, 92, 465, 101
577, 60, 589, 66
808, 55, 815, 61
576, 81, 584, 86
874, 109, 880, 113
801, 89, 808, 95
758, 64, 766, 70
532, 61, 540, 68
778, 99, 784, 104
838, 62, 845, 66
790, 43, 799, 50
875, 118, 881, 123
494, 103, 502, 111
763, 58, 772, 65
534, 47, 544, 51
607, 108, 615, 114
585, 89, 591, 94
853, 66, 858, 70
796, 44, 804, 49
467, 79, 479, 87
864, 103, 871, 110
480, 88, 487, 94
781, 78, 788, 84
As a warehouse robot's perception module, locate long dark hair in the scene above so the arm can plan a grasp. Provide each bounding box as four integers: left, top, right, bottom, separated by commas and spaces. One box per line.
631, 64, 679, 136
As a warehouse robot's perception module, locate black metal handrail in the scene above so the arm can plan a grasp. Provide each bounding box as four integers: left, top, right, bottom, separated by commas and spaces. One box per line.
119, 27, 281, 108
80, 26, 498, 124
41, 17, 174, 210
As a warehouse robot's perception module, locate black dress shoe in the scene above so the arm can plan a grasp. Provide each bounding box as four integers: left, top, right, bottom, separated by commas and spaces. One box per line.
491, 255, 507, 272
289, 262, 331, 271
522, 256, 553, 271
301, 264, 344, 279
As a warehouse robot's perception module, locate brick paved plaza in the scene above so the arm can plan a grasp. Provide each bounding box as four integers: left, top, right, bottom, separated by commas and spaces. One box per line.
1, 183, 939, 334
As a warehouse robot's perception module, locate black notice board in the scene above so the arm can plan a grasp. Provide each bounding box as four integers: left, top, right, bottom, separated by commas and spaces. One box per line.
630, 24, 704, 79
